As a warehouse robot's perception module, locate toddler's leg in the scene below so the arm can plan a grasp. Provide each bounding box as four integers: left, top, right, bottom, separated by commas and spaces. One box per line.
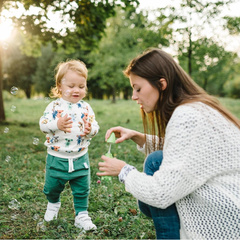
70, 175, 96, 230
43, 169, 66, 221
70, 174, 90, 214
138, 150, 180, 239
43, 168, 66, 203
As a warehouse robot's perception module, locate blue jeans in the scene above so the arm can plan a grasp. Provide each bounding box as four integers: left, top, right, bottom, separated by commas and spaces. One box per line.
138, 151, 180, 239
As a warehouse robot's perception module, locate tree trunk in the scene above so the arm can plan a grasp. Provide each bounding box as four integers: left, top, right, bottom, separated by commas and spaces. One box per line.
0, 1, 6, 122
188, 31, 192, 76
25, 86, 31, 99
0, 1, 6, 121
0, 42, 6, 122
112, 87, 116, 103
203, 77, 208, 90
123, 87, 130, 100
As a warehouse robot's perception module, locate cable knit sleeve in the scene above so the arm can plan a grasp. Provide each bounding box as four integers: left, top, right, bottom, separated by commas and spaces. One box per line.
125, 102, 238, 209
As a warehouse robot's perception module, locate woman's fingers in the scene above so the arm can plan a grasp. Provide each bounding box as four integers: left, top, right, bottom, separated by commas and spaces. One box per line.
97, 155, 126, 176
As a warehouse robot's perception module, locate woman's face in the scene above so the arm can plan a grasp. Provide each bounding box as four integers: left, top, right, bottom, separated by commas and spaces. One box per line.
130, 73, 160, 113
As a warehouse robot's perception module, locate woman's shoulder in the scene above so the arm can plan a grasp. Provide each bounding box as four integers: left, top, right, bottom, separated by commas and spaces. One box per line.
170, 102, 228, 130
172, 102, 206, 118
168, 102, 220, 128
175, 101, 220, 115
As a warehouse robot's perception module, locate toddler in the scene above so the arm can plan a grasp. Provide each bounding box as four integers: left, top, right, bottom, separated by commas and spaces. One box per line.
39, 59, 99, 230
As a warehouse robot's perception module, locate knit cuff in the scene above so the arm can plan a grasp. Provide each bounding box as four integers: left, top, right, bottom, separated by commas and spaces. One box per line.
118, 164, 136, 184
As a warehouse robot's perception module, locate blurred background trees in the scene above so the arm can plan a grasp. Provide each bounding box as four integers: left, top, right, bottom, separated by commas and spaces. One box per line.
1, 0, 240, 121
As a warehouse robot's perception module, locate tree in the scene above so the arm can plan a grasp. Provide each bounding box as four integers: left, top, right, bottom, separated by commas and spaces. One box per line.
87, 7, 172, 102
222, 16, 240, 98
2, 30, 38, 98
178, 37, 237, 95
32, 43, 57, 96
152, 0, 237, 74
4, 53, 37, 99
224, 17, 240, 35
0, 0, 139, 121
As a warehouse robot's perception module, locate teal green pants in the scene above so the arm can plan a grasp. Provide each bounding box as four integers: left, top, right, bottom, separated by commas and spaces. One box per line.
43, 153, 90, 215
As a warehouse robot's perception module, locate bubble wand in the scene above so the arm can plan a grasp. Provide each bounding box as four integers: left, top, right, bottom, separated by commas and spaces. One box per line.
101, 132, 116, 181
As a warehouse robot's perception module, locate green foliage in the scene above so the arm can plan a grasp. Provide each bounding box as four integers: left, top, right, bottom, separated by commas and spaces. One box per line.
178, 38, 237, 96
224, 75, 240, 98
7, 0, 140, 50
224, 16, 240, 35
0, 0, 139, 121
3, 32, 38, 98
87, 8, 172, 101
155, 0, 239, 94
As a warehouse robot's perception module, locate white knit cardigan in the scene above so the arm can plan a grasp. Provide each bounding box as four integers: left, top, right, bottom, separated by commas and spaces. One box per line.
125, 102, 240, 239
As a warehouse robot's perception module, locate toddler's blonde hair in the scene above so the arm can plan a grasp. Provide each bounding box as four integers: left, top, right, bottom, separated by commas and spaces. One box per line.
50, 59, 88, 98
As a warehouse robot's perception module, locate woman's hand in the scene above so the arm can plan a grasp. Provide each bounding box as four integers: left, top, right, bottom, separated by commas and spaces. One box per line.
97, 155, 127, 176
57, 114, 73, 133
105, 126, 146, 147
105, 126, 135, 143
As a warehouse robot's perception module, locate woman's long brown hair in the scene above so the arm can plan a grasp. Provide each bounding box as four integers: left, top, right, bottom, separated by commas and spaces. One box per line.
124, 48, 240, 152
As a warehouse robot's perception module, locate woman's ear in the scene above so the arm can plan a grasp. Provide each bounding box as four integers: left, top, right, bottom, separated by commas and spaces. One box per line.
159, 78, 167, 91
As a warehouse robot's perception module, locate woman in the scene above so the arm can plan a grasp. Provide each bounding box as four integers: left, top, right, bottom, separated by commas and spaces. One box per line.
97, 48, 240, 239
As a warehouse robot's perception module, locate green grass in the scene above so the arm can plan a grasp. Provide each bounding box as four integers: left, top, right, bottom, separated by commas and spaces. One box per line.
0, 97, 155, 239
1, 97, 240, 239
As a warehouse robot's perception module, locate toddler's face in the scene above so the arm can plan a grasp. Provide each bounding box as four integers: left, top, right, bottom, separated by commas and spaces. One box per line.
59, 70, 87, 103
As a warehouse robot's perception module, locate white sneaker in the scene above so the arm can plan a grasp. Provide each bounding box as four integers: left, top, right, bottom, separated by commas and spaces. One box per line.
74, 213, 97, 230
44, 202, 61, 222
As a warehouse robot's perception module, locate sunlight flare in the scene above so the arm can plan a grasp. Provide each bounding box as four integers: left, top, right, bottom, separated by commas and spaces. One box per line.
0, 19, 13, 41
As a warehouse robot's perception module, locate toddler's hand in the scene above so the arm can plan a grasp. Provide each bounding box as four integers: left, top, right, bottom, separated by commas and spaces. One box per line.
57, 114, 73, 133
84, 122, 92, 135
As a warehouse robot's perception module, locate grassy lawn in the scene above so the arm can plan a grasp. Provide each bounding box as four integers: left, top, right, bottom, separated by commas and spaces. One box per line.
0, 97, 155, 239
1, 96, 240, 239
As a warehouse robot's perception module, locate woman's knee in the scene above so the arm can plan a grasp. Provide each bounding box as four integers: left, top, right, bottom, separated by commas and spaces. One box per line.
138, 200, 152, 218
144, 150, 163, 175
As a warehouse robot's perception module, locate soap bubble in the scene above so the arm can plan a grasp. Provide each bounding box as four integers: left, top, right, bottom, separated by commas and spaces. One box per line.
8, 199, 20, 210
36, 220, 46, 232
4, 127, 9, 133
57, 225, 64, 232
63, 89, 71, 97
33, 137, 39, 145
76, 229, 86, 239
11, 214, 18, 220
5, 155, 11, 162
44, 97, 50, 103
10, 105, 16, 112
33, 214, 40, 221
10, 86, 18, 95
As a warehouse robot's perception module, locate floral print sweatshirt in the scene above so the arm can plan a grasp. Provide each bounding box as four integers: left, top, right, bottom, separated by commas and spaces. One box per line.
39, 98, 99, 158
